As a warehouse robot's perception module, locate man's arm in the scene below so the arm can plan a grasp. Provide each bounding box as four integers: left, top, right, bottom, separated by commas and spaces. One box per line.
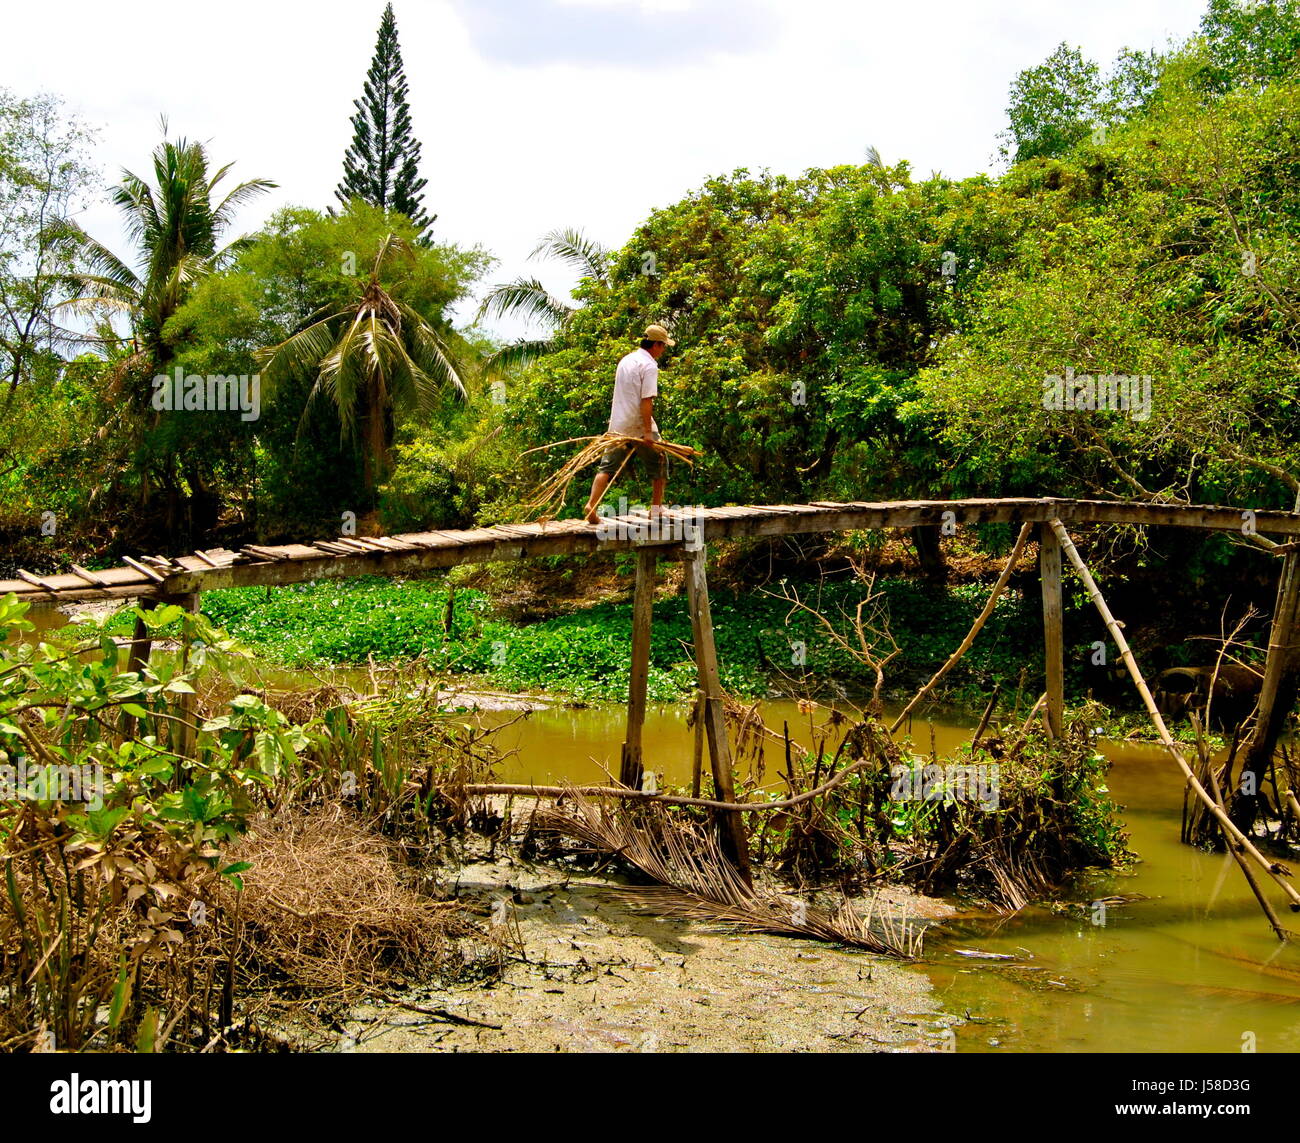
640, 357, 658, 442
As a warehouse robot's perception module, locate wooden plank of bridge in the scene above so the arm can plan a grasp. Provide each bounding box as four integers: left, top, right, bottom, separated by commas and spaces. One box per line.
684, 545, 752, 883
1039, 523, 1065, 737
397, 531, 466, 548
619, 548, 657, 788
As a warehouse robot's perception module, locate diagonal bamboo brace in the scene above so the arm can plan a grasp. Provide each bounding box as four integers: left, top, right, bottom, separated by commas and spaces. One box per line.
1049, 518, 1300, 916
890, 522, 1033, 734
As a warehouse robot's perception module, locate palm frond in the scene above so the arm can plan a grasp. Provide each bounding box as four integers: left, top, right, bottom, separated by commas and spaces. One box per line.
110, 170, 163, 256
256, 315, 347, 387
371, 231, 415, 278
43, 219, 143, 301
396, 301, 466, 401
482, 337, 555, 376
528, 226, 610, 281
53, 295, 139, 322
210, 176, 277, 231
316, 310, 371, 439
538, 792, 921, 957
475, 277, 572, 328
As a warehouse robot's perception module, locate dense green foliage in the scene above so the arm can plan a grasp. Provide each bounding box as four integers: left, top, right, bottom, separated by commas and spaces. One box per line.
149, 202, 487, 539
475, 2, 1300, 527
99, 573, 1051, 704
1, 0, 1297, 701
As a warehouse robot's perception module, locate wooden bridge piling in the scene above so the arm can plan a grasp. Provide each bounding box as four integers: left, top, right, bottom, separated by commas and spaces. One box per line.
1236, 491, 1300, 822
684, 546, 752, 883
619, 549, 656, 789
120, 597, 158, 742
173, 592, 200, 761
1039, 523, 1065, 737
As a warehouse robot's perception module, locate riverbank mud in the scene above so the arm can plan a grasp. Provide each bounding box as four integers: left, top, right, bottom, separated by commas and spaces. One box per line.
329, 856, 956, 1053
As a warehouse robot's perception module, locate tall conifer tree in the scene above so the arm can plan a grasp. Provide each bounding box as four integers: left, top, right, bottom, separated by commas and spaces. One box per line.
335, 4, 434, 236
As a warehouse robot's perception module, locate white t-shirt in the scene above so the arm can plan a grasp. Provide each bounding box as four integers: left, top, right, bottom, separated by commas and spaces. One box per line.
607, 347, 659, 436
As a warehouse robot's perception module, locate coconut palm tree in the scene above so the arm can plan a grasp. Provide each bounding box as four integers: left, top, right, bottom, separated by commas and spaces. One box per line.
257, 232, 466, 494
477, 227, 610, 373
51, 127, 275, 398
44, 128, 274, 546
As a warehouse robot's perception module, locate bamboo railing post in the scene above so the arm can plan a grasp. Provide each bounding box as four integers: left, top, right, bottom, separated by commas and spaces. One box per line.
691, 687, 705, 799
619, 549, 657, 788
684, 546, 752, 883
1049, 518, 1300, 924
1039, 523, 1065, 737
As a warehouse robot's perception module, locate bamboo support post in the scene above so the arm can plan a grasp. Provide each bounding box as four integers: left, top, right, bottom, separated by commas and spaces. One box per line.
684, 546, 752, 883
972, 683, 1002, 751
1049, 518, 1300, 919
120, 597, 159, 741
171, 592, 200, 761
1039, 523, 1065, 738
890, 522, 1032, 734
1239, 494, 1300, 816
618, 549, 657, 788
691, 687, 705, 799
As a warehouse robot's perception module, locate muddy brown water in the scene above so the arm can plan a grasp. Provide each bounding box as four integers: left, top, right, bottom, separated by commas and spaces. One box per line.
18, 604, 1300, 1051
485, 701, 1300, 1053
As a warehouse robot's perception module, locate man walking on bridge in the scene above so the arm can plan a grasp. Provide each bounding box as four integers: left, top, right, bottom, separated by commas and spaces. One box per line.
583, 324, 674, 524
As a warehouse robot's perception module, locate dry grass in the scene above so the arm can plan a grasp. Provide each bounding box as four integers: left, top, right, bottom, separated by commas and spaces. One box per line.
218, 804, 506, 995
0, 799, 509, 1052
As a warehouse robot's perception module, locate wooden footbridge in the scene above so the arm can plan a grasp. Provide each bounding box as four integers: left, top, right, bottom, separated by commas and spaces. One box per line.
5, 497, 1298, 604
5, 495, 1300, 907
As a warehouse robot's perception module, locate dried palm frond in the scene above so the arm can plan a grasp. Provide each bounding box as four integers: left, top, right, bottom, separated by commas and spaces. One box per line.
537, 790, 922, 957
520, 433, 700, 520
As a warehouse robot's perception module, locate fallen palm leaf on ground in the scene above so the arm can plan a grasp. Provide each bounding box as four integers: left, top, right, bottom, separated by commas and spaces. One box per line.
521, 433, 700, 520
536, 790, 922, 958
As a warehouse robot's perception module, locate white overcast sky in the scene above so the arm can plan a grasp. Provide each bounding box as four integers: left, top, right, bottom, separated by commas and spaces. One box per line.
7, 0, 1208, 340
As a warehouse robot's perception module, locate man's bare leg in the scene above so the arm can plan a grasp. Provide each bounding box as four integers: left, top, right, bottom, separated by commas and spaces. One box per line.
584, 472, 613, 524
650, 477, 666, 518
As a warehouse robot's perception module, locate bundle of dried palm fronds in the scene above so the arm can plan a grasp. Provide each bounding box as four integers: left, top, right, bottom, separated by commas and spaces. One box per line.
521, 433, 700, 519
537, 790, 921, 957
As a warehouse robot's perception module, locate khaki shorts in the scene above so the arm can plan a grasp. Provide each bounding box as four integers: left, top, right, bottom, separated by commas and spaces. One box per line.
597, 432, 667, 482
